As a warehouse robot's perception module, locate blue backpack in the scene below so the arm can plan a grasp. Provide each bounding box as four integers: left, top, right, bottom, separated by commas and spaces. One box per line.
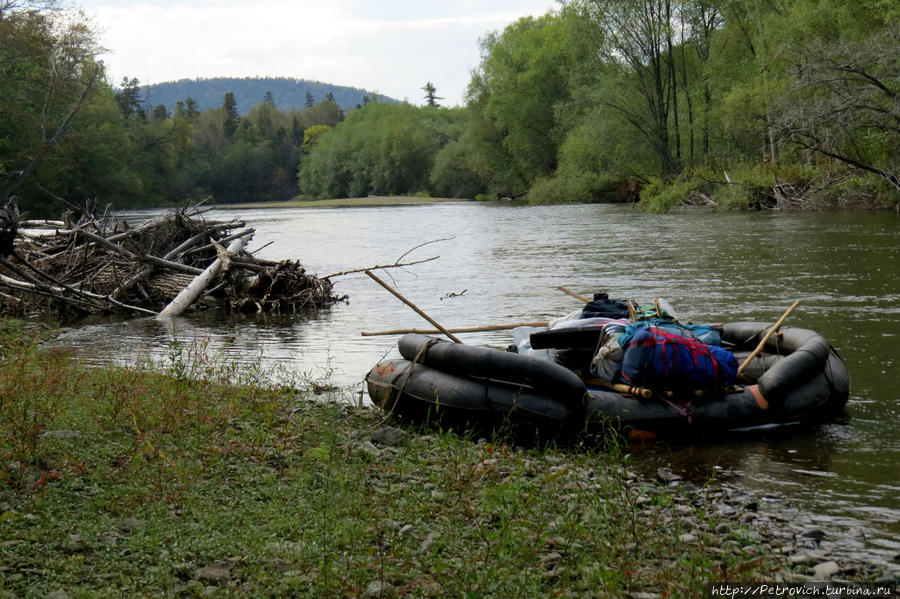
619, 327, 738, 393
618, 319, 722, 347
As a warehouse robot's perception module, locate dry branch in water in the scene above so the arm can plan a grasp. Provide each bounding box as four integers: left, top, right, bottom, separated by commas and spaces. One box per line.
0, 208, 342, 317
321, 236, 452, 281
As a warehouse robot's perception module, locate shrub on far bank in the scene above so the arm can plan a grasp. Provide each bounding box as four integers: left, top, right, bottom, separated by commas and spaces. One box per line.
526, 172, 605, 204
637, 162, 894, 212
526, 172, 642, 205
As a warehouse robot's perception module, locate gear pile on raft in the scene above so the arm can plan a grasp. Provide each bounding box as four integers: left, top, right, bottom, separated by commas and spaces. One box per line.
366, 294, 850, 439
0, 207, 341, 318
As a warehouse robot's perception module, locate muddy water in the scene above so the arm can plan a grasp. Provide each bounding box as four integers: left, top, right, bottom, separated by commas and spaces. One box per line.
55, 203, 899, 564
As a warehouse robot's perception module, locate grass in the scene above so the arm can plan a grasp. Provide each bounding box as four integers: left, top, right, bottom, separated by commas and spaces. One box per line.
0, 319, 805, 597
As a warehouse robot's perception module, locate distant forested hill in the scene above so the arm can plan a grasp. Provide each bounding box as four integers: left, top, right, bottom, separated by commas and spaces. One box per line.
140, 76, 396, 114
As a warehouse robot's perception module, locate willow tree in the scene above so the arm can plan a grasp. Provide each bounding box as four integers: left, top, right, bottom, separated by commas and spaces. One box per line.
297, 103, 447, 199
569, 0, 684, 176
469, 14, 582, 192
679, 1, 723, 160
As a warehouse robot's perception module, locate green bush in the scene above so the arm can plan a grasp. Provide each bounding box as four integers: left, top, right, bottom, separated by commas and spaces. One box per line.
638, 176, 704, 213
524, 171, 638, 205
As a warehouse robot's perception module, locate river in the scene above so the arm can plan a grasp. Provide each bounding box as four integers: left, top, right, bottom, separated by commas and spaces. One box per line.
54, 202, 899, 566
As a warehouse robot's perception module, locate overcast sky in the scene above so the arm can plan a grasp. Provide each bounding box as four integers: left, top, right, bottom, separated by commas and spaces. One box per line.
74, 0, 559, 107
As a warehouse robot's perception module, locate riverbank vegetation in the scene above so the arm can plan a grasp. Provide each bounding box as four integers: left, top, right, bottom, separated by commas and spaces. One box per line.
433, 0, 899, 211
2, 1, 897, 218
1, 320, 891, 596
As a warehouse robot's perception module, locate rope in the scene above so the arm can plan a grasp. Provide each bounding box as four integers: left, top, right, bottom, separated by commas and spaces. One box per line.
384, 337, 441, 417
662, 397, 694, 424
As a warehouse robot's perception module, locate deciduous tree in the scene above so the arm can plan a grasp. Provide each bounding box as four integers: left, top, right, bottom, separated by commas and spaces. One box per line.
775, 26, 900, 192
0, 1, 111, 214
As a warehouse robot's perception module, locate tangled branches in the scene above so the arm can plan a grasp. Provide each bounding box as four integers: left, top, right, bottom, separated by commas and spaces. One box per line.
0, 208, 341, 317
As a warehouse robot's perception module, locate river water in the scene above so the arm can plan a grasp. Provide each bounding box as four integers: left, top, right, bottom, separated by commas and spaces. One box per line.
55, 202, 899, 565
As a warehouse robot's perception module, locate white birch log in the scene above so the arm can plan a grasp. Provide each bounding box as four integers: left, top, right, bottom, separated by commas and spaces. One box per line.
0, 273, 155, 315
156, 233, 252, 319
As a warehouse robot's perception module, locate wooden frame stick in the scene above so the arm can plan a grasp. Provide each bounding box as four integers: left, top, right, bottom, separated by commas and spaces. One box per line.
558, 286, 590, 303
583, 378, 653, 399
362, 321, 550, 336
736, 300, 801, 378
365, 270, 463, 343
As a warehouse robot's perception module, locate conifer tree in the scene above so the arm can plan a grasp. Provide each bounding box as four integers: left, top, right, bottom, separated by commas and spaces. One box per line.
116, 77, 143, 118
422, 82, 443, 107
223, 92, 239, 137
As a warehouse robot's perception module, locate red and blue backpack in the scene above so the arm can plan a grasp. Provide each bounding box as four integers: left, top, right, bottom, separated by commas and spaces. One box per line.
619, 327, 738, 393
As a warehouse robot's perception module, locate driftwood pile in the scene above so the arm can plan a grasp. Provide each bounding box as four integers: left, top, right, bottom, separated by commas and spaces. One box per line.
0, 207, 341, 318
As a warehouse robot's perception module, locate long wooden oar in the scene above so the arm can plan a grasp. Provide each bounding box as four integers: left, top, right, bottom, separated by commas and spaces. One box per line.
365, 270, 463, 343
362, 321, 550, 336
736, 300, 800, 378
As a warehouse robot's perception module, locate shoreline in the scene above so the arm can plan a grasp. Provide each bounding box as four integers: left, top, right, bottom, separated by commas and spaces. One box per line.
1, 321, 897, 596
201, 195, 896, 213
218, 196, 475, 210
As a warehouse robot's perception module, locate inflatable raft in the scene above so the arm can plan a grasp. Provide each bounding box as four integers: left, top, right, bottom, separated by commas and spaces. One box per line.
365, 322, 850, 439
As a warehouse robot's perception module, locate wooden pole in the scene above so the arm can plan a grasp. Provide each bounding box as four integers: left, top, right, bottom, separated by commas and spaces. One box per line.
361, 321, 550, 336
583, 377, 653, 399
736, 300, 801, 378
365, 270, 463, 343
558, 286, 590, 303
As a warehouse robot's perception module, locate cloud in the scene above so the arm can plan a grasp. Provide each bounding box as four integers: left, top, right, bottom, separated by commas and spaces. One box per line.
80, 0, 556, 106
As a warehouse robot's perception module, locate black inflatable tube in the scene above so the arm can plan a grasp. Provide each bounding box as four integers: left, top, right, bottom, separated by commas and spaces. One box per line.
584, 349, 848, 435
722, 323, 835, 406
581, 323, 849, 435
397, 333, 586, 407
366, 359, 578, 432
368, 323, 849, 439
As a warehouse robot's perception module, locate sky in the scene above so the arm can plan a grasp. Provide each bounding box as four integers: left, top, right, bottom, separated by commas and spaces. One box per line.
74, 0, 559, 107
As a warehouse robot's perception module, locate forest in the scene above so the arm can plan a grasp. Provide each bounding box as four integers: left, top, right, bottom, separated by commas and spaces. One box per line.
1, 0, 898, 218
139, 76, 392, 116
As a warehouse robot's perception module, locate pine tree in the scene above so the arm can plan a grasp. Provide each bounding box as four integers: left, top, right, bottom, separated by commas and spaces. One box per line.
422, 82, 443, 107
185, 97, 199, 119
223, 92, 239, 137
116, 77, 143, 118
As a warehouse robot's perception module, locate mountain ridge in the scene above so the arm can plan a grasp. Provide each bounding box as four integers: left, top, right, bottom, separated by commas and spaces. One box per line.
139, 76, 398, 115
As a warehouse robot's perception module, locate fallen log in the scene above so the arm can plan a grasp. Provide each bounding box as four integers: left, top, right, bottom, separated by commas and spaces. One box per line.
157, 234, 252, 318
20, 220, 66, 229
0, 271, 154, 315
